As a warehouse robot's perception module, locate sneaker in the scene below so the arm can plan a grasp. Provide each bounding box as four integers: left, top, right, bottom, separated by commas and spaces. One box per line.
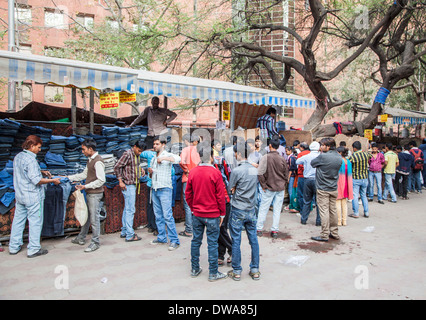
378, 200, 385, 204
256, 230, 263, 237
150, 239, 167, 245
271, 231, 278, 239
71, 237, 86, 245
27, 248, 48, 258
84, 243, 100, 253
208, 271, 228, 282
168, 242, 180, 251
191, 267, 202, 278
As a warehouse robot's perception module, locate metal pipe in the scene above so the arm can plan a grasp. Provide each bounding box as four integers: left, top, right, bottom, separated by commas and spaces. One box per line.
7, 0, 16, 112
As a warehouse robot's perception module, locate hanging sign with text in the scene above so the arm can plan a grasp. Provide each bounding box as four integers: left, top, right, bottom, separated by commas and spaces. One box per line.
100, 92, 120, 110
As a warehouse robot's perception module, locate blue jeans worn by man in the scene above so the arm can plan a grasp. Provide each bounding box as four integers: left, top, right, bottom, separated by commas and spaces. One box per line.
383, 173, 397, 202
300, 178, 320, 225
409, 170, 422, 193
9, 202, 44, 256
229, 206, 260, 276
256, 189, 285, 232
121, 184, 137, 240
191, 215, 220, 277
152, 187, 180, 246
182, 182, 193, 234
367, 171, 383, 201
352, 178, 369, 217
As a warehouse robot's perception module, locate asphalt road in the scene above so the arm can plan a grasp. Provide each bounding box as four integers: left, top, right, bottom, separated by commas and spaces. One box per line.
1, 191, 425, 301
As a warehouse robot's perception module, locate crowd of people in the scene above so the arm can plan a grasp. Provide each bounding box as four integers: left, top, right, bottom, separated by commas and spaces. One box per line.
4, 98, 426, 282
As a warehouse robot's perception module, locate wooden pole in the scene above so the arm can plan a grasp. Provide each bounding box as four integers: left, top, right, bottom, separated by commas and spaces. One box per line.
90, 90, 95, 134
71, 87, 77, 135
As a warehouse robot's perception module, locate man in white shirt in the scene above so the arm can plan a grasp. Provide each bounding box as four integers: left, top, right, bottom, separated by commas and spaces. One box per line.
67, 138, 106, 253
148, 136, 181, 251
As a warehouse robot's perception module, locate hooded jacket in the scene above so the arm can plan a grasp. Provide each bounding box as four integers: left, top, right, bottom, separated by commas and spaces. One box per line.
396, 151, 414, 175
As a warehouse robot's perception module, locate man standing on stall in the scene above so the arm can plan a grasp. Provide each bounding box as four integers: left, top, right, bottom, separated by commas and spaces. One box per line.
9, 135, 61, 258
114, 140, 145, 242
68, 138, 106, 253
129, 96, 177, 149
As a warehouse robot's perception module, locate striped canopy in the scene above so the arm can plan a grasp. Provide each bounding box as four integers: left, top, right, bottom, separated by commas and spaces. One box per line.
0, 50, 315, 108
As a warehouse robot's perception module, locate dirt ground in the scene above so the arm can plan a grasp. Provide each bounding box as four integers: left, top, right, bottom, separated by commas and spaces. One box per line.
1, 191, 425, 301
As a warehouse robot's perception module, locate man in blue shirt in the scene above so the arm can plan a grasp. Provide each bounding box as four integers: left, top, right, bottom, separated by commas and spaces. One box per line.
9, 135, 60, 258
256, 107, 279, 139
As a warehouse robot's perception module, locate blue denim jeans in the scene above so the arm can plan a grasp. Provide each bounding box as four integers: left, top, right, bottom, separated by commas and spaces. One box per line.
352, 178, 369, 216
256, 189, 284, 232
152, 187, 180, 245
191, 215, 220, 276
121, 184, 136, 240
367, 171, 383, 200
296, 177, 305, 213
229, 206, 259, 275
9, 201, 44, 255
182, 182, 193, 234
409, 170, 422, 192
300, 178, 320, 224
288, 176, 295, 201
383, 173, 397, 202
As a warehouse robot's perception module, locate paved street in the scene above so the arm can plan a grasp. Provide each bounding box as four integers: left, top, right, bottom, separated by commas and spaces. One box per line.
1, 192, 425, 301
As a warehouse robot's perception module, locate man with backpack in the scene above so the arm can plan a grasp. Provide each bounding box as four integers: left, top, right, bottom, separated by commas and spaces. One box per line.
408, 141, 424, 193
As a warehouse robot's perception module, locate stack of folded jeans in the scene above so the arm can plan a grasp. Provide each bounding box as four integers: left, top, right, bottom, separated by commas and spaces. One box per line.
106, 140, 120, 154
89, 134, 107, 154
49, 136, 67, 154
102, 126, 119, 139
105, 174, 119, 189
45, 151, 67, 175
63, 136, 81, 165
34, 126, 52, 162
0, 119, 21, 168
131, 126, 148, 141
101, 154, 117, 174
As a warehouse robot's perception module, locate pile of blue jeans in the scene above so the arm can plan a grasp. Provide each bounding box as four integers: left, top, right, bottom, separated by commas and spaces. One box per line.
49, 135, 67, 154
0, 119, 21, 168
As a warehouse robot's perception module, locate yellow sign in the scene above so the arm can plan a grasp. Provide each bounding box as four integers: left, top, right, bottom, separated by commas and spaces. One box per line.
222, 101, 230, 121
377, 114, 388, 122
364, 129, 373, 141
119, 91, 137, 103
100, 92, 120, 110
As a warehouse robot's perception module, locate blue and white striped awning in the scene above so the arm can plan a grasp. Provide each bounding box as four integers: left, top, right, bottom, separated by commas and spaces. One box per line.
0, 50, 315, 108
0, 51, 138, 92
265, 93, 316, 109
381, 107, 426, 125
393, 116, 426, 125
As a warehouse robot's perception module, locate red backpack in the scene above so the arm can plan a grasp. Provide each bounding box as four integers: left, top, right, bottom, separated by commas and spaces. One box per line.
410, 149, 424, 171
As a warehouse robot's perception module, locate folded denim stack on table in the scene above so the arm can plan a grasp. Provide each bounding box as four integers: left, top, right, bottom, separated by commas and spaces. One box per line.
63, 136, 81, 164
101, 154, 117, 174
89, 134, 107, 154
45, 151, 67, 174
0, 119, 21, 168
33, 126, 53, 161
102, 126, 119, 139
105, 174, 119, 189
49, 135, 67, 154
131, 126, 148, 141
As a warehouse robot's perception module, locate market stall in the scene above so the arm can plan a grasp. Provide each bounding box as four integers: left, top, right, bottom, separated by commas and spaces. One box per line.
0, 50, 315, 240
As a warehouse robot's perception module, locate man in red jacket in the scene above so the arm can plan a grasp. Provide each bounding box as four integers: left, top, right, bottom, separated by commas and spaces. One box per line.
185, 141, 228, 282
